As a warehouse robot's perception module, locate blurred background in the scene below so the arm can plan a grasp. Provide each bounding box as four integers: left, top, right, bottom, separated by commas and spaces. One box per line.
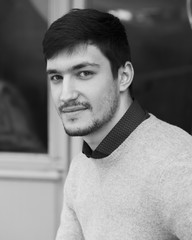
0, 0, 48, 153
0, 0, 191, 240
88, 0, 192, 135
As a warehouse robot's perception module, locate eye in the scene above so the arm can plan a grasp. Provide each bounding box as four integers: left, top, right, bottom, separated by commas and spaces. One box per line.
50, 75, 63, 83
78, 71, 94, 79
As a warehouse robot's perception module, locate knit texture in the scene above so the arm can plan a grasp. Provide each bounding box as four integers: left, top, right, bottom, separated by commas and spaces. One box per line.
56, 114, 192, 240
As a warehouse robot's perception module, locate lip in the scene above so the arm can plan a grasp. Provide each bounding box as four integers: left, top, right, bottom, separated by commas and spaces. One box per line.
61, 106, 88, 113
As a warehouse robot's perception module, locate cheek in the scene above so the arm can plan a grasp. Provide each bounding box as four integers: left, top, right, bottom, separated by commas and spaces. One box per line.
91, 87, 107, 107
50, 86, 60, 104
92, 83, 118, 113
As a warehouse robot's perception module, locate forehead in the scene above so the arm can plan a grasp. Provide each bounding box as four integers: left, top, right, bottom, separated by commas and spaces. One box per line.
46, 44, 109, 71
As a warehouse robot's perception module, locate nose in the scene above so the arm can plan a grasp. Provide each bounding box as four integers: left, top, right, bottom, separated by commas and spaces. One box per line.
59, 76, 79, 103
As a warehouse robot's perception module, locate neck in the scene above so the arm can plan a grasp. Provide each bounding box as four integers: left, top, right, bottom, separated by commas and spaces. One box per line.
83, 95, 133, 150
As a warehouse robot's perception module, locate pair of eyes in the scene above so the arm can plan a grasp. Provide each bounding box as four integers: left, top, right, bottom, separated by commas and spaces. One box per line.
49, 71, 95, 82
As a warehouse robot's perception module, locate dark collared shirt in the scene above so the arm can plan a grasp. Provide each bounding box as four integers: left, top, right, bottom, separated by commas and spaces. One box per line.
82, 100, 149, 159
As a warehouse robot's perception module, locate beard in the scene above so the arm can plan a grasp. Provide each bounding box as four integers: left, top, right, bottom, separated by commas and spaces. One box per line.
62, 86, 119, 137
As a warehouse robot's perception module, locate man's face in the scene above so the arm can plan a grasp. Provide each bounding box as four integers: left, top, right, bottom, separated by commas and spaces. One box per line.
46, 44, 120, 137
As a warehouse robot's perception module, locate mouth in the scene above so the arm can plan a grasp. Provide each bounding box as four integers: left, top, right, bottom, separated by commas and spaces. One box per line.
60, 106, 88, 113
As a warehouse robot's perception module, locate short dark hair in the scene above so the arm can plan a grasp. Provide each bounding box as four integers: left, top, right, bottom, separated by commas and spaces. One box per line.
43, 8, 132, 76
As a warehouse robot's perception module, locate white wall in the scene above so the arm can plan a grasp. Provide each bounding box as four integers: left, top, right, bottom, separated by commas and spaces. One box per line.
0, 170, 65, 240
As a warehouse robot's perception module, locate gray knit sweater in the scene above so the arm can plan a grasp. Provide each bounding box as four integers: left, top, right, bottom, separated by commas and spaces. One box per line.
56, 114, 192, 240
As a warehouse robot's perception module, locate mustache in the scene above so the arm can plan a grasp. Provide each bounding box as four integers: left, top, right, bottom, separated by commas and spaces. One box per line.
59, 101, 91, 112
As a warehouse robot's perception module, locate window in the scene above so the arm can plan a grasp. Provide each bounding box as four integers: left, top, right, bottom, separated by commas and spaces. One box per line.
0, 0, 85, 178
0, 0, 48, 153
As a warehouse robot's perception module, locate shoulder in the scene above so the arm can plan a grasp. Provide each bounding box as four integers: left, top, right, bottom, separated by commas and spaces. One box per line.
65, 152, 87, 184
131, 114, 192, 186
142, 114, 192, 153
64, 152, 94, 192
63, 152, 88, 205
145, 114, 192, 196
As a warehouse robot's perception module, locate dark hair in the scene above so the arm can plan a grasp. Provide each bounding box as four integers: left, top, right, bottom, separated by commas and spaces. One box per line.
42, 8, 133, 91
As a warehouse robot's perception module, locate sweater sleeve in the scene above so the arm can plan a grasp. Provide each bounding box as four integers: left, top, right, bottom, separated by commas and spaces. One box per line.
55, 176, 84, 240
158, 155, 192, 240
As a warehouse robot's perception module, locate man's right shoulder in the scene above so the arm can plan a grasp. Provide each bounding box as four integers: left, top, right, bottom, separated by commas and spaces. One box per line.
66, 152, 87, 181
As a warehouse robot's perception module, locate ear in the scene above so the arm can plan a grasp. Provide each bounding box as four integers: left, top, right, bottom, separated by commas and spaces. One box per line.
118, 61, 134, 92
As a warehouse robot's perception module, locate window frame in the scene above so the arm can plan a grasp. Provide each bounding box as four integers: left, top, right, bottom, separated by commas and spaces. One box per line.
0, 0, 86, 181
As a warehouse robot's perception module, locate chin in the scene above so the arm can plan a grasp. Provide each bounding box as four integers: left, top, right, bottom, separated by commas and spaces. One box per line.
64, 127, 92, 137
62, 121, 93, 136
63, 120, 101, 136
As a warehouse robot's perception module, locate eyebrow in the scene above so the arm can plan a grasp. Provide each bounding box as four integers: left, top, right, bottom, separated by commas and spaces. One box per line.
46, 62, 100, 75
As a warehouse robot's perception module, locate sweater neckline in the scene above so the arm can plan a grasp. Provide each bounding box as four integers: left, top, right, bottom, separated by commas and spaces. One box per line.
80, 114, 156, 165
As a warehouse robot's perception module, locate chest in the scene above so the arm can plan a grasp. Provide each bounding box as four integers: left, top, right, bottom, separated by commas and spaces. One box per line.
74, 165, 154, 229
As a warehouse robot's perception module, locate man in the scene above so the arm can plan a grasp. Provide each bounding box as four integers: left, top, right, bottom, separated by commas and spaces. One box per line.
43, 8, 192, 240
